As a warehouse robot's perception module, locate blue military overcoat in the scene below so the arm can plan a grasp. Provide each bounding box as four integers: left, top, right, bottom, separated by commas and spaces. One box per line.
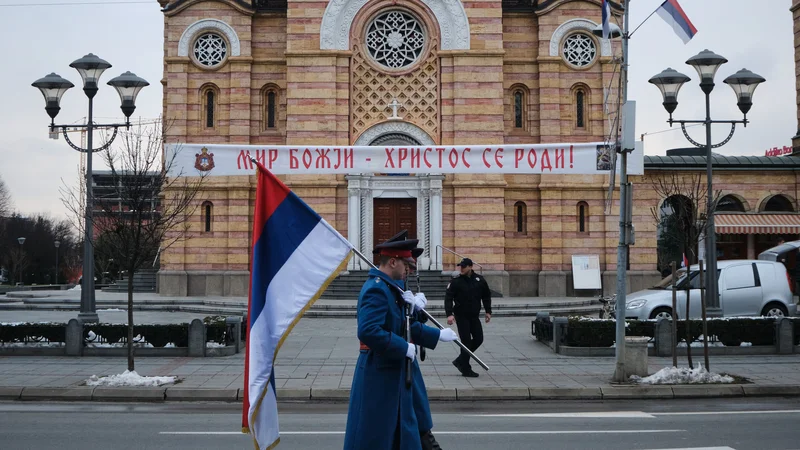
343, 268, 441, 450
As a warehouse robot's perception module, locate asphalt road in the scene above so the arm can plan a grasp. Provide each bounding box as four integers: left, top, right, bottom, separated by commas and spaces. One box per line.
1, 398, 798, 449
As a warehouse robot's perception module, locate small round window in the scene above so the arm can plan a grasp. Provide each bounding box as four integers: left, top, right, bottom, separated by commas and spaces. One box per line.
193, 32, 228, 68
562, 33, 597, 68
366, 10, 426, 70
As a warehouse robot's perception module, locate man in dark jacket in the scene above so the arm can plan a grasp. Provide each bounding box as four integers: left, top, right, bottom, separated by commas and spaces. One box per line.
445, 258, 491, 377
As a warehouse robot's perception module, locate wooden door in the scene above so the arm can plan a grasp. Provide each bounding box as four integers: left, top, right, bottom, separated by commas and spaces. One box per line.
373, 198, 417, 251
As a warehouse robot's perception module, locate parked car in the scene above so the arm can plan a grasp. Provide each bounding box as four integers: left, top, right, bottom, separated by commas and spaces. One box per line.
620, 260, 796, 320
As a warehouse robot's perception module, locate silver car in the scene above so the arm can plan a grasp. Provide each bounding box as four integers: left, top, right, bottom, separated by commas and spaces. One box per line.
620, 260, 796, 320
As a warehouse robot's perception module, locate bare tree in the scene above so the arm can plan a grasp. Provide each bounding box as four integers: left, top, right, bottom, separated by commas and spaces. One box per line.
0, 175, 11, 219
7, 247, 29, 286
650, 172, 722, 369
61, 118, 205, 371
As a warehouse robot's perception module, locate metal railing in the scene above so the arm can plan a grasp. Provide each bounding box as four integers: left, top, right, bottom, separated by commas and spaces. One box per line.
434, 245, 483, 274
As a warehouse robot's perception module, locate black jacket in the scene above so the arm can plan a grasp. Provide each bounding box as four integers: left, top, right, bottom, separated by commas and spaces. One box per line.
444, 271, 492, 317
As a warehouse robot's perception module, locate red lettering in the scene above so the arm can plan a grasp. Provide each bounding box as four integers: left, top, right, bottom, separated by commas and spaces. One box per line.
436, 147, 446, 169
461, 148, 471, 168
555, 148, 564, 169
423, 148, 432, 168
527, 149, 537, 168
343, 148, 353, 169
315, 148, 331, 169
495, 148, 503, 168
302, 149, 313, 169
333, 148, 341, 169
268, 149, 278, 169
569, 145, 574, 168
410, 148, 420, 168
514, 148, 524, 168
237, 150, 253, 170
385, 148, 395, 168
289, 149, 299, 169
448, 149, 459, 168
482, 148, 492, 168
540, 149, 552, 172
398, 148, 408, 168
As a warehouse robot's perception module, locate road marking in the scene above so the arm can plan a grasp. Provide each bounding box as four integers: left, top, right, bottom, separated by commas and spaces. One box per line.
160, 429, 684, 436
652, 409, 800, 416
473, 411, 655, 419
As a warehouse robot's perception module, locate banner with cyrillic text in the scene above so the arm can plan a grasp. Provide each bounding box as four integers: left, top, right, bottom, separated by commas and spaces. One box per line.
165, 141, 644, 176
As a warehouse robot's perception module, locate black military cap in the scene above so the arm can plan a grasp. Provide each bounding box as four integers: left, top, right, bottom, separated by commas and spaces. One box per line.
373, 230, 421, 264
457, 258, 474, 267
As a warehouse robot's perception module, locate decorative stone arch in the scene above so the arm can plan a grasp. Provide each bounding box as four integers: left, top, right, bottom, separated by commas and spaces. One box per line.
320, 0, 470, 51
549, 18, 612, 58
758, 193, 797, 212
354, 121, 436, 146
716, 193, 750, 212
178, 19, 241, 57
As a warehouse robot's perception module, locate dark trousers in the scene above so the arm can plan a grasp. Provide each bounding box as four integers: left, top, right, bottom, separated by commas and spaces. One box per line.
455, 315, 483, 369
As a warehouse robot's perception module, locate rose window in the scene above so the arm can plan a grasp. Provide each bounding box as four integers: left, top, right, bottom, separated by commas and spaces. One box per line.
366, 10, 426, 69
562, 33, 597, 68
193, 33, 228, 67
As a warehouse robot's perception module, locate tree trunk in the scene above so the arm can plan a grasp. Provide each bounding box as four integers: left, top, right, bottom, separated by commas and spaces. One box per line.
127, 270, 135, 372
685, 288, 693, 369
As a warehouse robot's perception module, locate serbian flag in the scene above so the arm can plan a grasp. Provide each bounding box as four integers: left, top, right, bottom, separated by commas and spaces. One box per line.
601, 0, 611, 39
242, 161, 352, 449
681, 253, 689, 269
656, 0, 697, 44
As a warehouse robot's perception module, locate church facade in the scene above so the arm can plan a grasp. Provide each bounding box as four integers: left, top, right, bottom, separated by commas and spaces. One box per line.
156, 0, 800, 298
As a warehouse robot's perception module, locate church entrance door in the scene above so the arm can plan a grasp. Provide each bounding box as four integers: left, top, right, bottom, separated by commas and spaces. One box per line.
373, 198, 417, 254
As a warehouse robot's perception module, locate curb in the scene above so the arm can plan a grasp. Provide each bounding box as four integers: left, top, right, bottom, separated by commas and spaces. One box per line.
2, 384, 800, 402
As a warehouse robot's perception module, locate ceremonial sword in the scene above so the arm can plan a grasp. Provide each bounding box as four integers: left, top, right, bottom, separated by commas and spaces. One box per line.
352, 248, 490, 371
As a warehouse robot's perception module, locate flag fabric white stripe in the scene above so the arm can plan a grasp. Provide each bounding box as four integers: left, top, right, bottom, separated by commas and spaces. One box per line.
656, 7, 692, 44
248, 220, 352, 449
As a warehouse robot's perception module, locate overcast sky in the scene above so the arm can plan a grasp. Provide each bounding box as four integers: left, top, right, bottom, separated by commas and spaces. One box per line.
0, 0, 794, 220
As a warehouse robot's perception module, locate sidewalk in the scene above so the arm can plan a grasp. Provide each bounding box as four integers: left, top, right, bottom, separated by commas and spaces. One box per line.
2, 317, 800, 402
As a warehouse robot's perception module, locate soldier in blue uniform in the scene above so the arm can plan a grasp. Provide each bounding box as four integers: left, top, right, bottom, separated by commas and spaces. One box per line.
343, 231, 458, 450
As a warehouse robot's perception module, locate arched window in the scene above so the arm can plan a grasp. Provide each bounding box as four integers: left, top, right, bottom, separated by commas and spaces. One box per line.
514, 201, 527, 233
205, 89, 216, 128
577, 201, 589, 233
267, 91, 276, 129
575, 89, 585, 128
716, 195, 746, 212
514, 90, 524, 129
762, 194, 795, 212
202, 201, 213, 233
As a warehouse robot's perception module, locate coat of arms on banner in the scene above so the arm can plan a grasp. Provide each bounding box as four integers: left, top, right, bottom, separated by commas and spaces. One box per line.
195, 147, 215, 172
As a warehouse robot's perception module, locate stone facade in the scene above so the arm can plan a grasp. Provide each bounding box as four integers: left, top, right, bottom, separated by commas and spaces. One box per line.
157, 0, 799, 298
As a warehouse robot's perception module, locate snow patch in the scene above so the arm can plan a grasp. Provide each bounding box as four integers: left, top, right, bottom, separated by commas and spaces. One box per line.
630, 366, 734, 385
206, 342, 226, 348
85, 370, 177, 387
741, 342, 752, 347
97, 308, 125, 312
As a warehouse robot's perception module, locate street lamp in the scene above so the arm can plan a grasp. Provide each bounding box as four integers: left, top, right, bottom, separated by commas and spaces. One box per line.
17, 237, 25, 286
649, 49, 765, 315
54, 240, 61, 285
32, 54, 149, 323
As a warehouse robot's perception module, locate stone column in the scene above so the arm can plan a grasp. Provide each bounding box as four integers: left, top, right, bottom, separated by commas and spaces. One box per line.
417, 185, 431, 270
430, 182, 444, 271
347, 176, 362, 270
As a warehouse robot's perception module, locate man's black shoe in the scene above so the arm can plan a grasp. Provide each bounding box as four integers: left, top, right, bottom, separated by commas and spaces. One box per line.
452, 358, 464, 371
420, 430, 443, 450
463, 368, 479, 378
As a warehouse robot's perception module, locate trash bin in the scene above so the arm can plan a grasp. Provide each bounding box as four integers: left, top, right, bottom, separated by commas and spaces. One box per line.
624, 336, 650, 378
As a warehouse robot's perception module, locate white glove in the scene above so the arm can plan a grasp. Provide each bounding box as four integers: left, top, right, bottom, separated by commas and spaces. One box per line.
438, 328, 458, 342
406, 342, 416, 361
402, 291, 415, 309
413, 292, 427, 311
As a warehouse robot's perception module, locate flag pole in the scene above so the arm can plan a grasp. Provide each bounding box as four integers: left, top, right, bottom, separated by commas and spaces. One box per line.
351, 247, 490, 371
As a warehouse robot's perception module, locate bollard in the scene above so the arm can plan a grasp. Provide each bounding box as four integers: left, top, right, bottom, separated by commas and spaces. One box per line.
624, 336, 650, 378
188, 319, 206, 357
65, 318, 84, 356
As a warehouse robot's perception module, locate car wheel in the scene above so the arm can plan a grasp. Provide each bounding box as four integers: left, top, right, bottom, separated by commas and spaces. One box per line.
760, 302, 788, 318
649, 307, 673, 320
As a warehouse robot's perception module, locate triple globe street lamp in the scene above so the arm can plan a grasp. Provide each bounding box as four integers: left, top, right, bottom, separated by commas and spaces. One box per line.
648, 49, 765, 315
32, 54, 149, 323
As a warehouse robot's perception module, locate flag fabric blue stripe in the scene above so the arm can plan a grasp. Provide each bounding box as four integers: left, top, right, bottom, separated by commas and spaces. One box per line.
249, 192, 321, 328
661, 0, 695, 38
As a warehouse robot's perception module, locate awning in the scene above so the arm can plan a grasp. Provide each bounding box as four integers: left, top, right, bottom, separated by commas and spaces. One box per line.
715, 214, 800, 234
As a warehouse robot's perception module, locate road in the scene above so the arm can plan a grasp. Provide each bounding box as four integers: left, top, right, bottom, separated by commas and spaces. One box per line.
1, 398, 798, 449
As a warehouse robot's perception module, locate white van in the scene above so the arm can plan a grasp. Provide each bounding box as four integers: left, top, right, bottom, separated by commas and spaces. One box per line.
621, 260, 796, 320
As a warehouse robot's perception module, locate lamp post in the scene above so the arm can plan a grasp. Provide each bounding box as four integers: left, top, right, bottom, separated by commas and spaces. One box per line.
54, 240, 61, 285
17, 237, 25, 286
649, 50, 765, 315
32, 54, 149, 323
